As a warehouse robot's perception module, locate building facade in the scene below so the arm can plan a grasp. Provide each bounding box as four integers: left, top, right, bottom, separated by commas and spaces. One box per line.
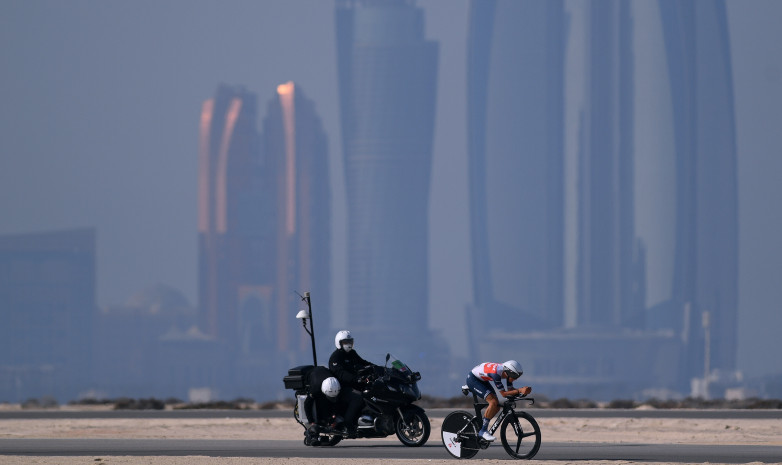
335, 0, 439, 353
466, 0, 738, 399
198, 84, 267, 348
197, 82, 331, 397
0, 228, 95, 402
658, 0, 739, 387
261, 81, 331, 366
466, 0, 566, 331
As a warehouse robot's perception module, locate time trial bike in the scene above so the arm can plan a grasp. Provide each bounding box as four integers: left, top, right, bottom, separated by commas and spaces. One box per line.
441, 385, 541, 459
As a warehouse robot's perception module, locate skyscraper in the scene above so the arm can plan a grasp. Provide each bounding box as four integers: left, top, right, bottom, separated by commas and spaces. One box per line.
658, 0, 738, 380
198, 84, 266, 346
575, 1, 642, 329
467, 0, 566, 330
465, 0, 738, 398
198, 82, 331, 395
261, 81, 331, 360
335, 0, 438, 351
0, 228, 95, 402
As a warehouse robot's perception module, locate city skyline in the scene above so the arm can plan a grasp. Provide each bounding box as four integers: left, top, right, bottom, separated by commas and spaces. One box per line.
1, 0, 781, 390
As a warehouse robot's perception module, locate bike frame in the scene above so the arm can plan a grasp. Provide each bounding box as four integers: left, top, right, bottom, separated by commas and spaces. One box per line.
470, 392, 534, 437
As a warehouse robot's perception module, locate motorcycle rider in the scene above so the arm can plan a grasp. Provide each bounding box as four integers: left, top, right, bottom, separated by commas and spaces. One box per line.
465, 360, 531, 442
303, 365, 362, 440
329, 330, 376, 391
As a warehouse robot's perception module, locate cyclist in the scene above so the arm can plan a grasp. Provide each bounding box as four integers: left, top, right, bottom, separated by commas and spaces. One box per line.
466, 360, 531, 441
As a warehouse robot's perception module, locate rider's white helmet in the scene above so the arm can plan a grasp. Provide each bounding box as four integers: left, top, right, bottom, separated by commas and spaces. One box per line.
503, 360, 523, 379
334, 330, 354, 351
321, 377, 341, 399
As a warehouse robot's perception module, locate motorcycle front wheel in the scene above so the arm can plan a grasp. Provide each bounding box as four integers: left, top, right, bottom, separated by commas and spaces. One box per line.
395, 408, 431, 447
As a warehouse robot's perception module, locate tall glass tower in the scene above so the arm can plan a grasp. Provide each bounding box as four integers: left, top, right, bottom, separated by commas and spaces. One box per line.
465, 0, 738, 397
467, 0, 567, 329
335, 0, 438, 349
658, 0, 738, 377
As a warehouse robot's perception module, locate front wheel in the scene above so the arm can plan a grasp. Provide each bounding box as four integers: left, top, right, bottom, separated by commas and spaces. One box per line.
499, 411, 541, 459
395, 407, 430, 447
441, 410, 481, 459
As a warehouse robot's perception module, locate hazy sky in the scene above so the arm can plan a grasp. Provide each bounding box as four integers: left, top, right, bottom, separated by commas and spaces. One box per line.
1, 1, 780, 378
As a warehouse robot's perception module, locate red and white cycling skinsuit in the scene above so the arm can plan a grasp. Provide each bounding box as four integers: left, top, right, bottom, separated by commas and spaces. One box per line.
471, 362, 514, 393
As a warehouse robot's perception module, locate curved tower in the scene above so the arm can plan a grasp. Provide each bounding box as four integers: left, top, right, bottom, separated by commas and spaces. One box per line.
198, 84, 261, 342
336, 0, 438, 346
658, 0, 738, 375
467, 0, 566, 328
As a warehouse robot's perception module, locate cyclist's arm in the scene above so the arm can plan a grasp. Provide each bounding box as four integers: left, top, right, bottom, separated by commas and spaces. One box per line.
500, 386, 532, 397
491, 374, 516, 397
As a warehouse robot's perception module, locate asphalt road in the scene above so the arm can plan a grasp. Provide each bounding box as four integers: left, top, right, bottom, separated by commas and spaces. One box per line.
2, 408, 781, 420
2, 438, 782, 463
3, 409, 781, 462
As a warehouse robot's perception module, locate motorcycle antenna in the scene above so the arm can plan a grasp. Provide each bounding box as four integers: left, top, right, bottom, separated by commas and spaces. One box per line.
295, 291, 317, 366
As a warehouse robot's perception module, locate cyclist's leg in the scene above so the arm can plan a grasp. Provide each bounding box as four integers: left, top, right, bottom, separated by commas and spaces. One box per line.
484, 392, 500, 419
465, 374, 497, 440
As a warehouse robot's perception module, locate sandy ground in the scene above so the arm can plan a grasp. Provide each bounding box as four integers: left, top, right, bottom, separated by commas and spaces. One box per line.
1, 412, 780, 465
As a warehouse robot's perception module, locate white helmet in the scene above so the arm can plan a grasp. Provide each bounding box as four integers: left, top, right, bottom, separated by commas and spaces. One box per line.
503, 360, 523, 379
334, 330, 354, 350
321, 377, 341, 399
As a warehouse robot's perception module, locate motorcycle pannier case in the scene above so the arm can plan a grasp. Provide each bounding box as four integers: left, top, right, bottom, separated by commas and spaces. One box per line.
283, 365, 314, 391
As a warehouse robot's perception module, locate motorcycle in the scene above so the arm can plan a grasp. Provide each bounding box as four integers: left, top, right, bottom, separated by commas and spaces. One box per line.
283, 353, 430, 447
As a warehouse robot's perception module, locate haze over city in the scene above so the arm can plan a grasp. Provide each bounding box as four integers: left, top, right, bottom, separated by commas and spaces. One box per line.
1, 1, 782, 403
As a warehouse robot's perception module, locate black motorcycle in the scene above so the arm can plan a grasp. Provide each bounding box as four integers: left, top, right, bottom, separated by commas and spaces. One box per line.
283, 353, 430, 447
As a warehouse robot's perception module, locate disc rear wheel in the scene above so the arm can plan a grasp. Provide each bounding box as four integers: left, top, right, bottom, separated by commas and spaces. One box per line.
441, 410, 481, 459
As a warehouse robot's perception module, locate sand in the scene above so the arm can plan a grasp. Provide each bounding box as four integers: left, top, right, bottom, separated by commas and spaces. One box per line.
1, 412, 780, 464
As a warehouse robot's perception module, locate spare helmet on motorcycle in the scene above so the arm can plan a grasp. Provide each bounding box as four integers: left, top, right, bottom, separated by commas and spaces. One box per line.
321, 377, 341, 400
334, 330, 354, 352
502, 360, 523, 379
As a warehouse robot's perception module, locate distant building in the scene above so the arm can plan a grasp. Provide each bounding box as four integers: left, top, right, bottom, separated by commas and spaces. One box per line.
197, 82, 331, 399
198, 84, 267, 347
335, 0, 439, 360
92, 284, 208, 400
260, 81, 331, 367
466, 0, 738, 399
466, 0, 567, 330
573, 1, 642, 330
0, 228, 95, 403
657, 0, 739, 386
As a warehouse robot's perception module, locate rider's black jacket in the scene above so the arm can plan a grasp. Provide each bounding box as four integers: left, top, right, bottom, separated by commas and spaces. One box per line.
304, 365, 362, 430
304, 366, 341, 424
329, 348, 372, 389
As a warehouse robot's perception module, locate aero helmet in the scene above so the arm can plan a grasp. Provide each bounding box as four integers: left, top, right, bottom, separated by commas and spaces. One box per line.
503, 360, 523, 379
321, 377, 341, 399
334, 330, 354, 350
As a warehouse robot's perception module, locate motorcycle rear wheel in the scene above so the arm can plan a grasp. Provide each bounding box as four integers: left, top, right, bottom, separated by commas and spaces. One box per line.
319, 435, 342, 447
395, 408, 430, 447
